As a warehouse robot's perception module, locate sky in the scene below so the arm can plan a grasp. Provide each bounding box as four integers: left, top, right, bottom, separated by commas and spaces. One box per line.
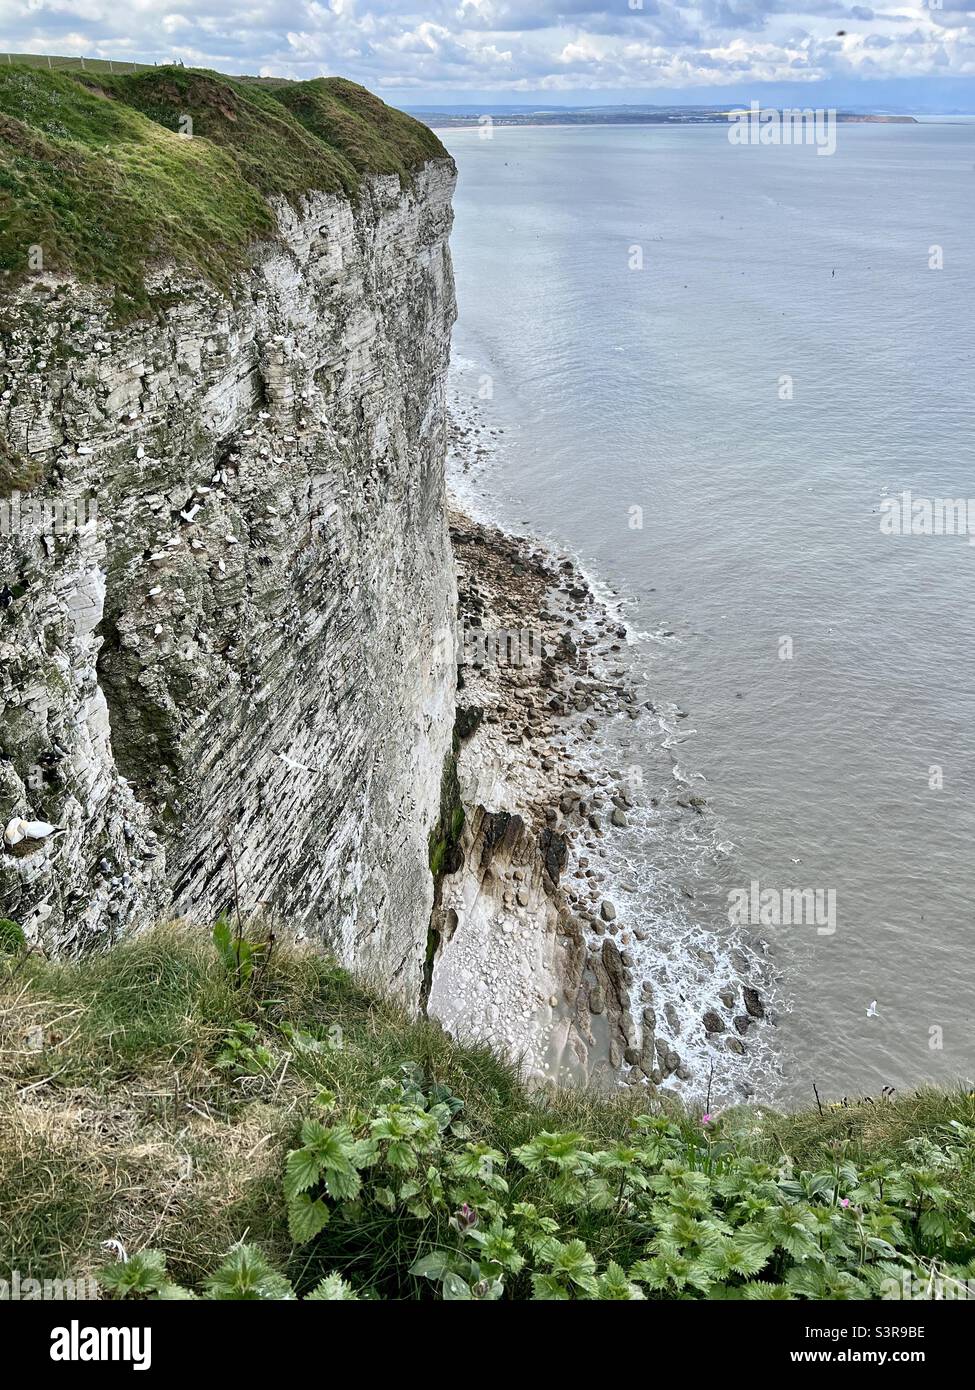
0, 1, 973, 110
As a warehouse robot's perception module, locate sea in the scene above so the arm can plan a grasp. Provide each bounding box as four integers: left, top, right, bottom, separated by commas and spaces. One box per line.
439, 118, 975, 1106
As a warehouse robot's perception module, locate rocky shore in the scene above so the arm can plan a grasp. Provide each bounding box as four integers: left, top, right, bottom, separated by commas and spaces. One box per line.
427, 496, 777, 1103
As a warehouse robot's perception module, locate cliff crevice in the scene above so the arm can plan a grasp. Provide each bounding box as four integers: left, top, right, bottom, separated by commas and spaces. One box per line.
0, 67, 458, 989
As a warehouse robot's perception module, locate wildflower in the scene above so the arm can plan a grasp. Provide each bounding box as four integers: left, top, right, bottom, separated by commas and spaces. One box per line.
454, 1203, 478, 1230
702, 1114, 712, 1126
839, 1197, 850, 1208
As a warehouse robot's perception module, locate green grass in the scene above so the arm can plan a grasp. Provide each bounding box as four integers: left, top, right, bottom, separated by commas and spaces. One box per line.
0, 926, 623, 1287
1, 922, 973, 1301
269, 77, 447, 183
0, 433, 42, 496
2, 926, 972, 1298
0, 63, 450, 319
741, 1087, 975, 1183
0, 54, 151, 76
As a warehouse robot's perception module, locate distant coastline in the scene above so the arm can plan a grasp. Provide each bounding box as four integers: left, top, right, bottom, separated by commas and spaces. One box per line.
414, 106, 919, 129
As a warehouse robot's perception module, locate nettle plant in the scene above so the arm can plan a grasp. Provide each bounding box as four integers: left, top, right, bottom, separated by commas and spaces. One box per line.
97, 1246, 358, 1302
95, 1070, 975, 1301
284, 1074, 975, 1301
284, 1064, 471, 1244
215, 1020, 276, 1077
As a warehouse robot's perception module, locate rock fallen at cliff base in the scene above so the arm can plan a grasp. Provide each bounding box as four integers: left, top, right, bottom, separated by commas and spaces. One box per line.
743, 986, 766, 1020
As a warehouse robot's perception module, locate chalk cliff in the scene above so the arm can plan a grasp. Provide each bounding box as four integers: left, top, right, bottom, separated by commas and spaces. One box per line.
0, 68, 457, 991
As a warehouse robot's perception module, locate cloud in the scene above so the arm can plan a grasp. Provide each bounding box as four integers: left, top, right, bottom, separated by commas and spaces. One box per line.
0, 0, 971, 95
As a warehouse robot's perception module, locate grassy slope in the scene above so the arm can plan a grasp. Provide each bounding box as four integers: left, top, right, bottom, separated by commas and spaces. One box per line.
0, 55, 152, 75
1, 927, 973, 1298
1, 928, 613, 1289
0, 64, 449, 318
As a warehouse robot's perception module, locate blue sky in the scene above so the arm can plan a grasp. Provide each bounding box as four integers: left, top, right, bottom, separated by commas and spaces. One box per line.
0, 2, 972, 109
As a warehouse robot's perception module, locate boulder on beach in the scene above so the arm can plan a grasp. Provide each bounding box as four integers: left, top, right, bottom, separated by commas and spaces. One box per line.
743, 986, 765, 1020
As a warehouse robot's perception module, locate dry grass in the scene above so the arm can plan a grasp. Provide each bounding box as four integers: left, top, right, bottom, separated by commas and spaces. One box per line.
0, 925, 638, 1285
3, 924, 972, 1292
747, 1086, 975, 1171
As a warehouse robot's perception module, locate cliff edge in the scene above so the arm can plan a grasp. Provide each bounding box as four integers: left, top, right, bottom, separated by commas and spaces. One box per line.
0, 65, 458, 989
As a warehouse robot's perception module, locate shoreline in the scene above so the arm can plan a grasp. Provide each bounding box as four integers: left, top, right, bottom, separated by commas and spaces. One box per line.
431, 475, 779, 1103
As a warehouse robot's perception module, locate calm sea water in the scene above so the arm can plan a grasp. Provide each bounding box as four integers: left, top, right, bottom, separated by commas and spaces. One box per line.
441, 121, 975, 1106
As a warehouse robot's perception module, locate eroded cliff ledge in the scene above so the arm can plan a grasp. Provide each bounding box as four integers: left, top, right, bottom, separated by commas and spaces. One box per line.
0, 67, 458, 987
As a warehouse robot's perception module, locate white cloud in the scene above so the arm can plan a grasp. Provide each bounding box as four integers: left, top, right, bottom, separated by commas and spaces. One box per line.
0, 0, 971, 95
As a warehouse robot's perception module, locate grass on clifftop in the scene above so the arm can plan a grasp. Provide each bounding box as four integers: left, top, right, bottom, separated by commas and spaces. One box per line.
0, 64, 449, 318
1, 925, 973, 1300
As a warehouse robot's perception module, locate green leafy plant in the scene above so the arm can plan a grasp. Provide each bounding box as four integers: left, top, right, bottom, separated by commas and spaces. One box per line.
96, 1245, 358, 1301
205, 1244, 295, 1300
13, 925, 974, 1303
215, 1021, 276, 1077
97, 1249, 171, 1298
305, 1272, 359, 1301
84, 1095, 975, 1300
278, 1091, 975, 1301
0, 918, 26, 955
212, 915, 267, 988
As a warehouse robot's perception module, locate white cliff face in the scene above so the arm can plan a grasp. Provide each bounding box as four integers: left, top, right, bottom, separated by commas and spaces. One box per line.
0, 162, 458, 989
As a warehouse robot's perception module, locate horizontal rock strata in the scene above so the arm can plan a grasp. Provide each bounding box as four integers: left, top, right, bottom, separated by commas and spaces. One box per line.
0, 162, 458, 989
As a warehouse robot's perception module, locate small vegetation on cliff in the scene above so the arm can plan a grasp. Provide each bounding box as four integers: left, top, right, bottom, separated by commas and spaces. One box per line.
0, 63, 449, 318
0, 917, 26, 953
428, 738, 465, 880
0, 433, 43, 497
1, 927, 973, 1300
